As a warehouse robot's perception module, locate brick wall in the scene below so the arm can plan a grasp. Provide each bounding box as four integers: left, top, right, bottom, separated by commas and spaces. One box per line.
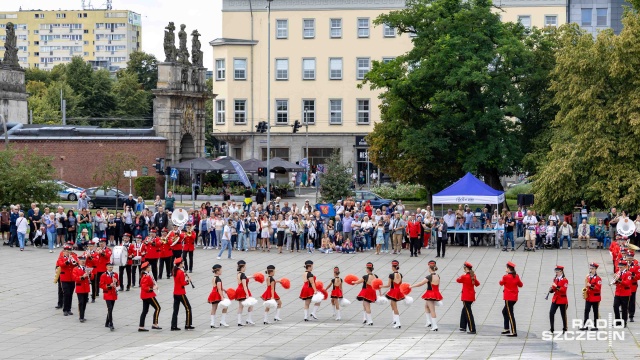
10, 139, 167, 197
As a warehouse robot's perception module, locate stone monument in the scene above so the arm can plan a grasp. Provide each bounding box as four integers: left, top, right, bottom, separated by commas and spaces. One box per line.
0, 22, 28, 124
153, 23, 213, 164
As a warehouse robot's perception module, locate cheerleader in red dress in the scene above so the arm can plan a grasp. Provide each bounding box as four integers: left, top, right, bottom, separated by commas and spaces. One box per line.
380, 260, 405, 329
353, 262, 379, 326
208, 264, 229, 328
235, 260, 254, 326
411, 260, 442, 331
300, 260, 319, 321
329, 266, 343, 320
261, 265, 283, 324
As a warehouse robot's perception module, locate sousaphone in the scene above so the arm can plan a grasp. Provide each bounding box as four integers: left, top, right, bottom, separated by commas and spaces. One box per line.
171, 208, 189, 231
617, 217, 636, 237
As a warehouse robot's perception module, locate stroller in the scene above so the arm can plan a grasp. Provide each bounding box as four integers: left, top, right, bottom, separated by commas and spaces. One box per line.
353, 230, 365, 252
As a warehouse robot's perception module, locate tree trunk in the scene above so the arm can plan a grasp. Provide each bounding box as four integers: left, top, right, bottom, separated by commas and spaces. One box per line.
480, 168, 509, 211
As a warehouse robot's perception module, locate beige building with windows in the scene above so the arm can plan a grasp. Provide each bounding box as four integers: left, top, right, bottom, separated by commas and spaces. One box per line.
0, 8, 142, 71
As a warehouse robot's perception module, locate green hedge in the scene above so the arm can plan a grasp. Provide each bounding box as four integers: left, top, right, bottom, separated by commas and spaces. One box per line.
134, 176, 156, 199
505, 183, 533, 200
372, 184, 427, 201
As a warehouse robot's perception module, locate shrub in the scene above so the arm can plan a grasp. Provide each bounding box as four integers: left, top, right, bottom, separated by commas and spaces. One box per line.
134, 176, 156, 200
505, 183, 533, 200
372, 184, 426, 201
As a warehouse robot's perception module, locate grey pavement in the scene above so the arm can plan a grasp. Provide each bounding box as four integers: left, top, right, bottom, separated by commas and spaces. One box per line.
0, 240, 638, 360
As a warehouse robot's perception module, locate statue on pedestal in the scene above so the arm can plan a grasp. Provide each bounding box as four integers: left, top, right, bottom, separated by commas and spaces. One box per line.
191, 30, 203, 67
3, 22, 20, 69
163, 22, 177, 62
178, 24, 190, 65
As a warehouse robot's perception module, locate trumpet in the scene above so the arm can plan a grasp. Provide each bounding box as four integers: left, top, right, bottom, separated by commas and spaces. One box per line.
583, 274, 589, 300
610, 271, 621, 285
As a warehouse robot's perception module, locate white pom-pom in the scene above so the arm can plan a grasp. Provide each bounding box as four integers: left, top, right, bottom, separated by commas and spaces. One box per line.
404, 296, 414, 306
263, 299, 277, 309
375, 297, 389, 306
340, 298, 351, 307
311, 292, 324, 303
242, 297, 257, 307
219, 298, 231, 308
436, 300, 443, 307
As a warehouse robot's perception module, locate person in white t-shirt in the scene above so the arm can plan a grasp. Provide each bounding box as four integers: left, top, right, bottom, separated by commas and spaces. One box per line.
16, 211, 28, 251
523, 210, 538, 251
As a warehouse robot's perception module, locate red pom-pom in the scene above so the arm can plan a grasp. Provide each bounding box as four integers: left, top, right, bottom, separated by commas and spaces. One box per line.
280, 277, 290, 289
315, 280, 324, 291
372, 278, 383, 290
253, 272, 265, 284
345, 274, 358, 285
400, 283, 412, 295
226, 288, 236, 300
321, 289, 329, 300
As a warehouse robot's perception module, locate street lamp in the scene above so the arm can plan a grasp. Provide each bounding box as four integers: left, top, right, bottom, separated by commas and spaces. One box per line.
266, 0, 273, 202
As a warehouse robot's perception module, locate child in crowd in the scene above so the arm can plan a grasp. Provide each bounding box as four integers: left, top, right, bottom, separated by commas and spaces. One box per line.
319, 235, 333, 253
354, 230, 365, 252
334, 232, 343, 252
306, 238, 314, 253
545, 221, 556, 246
342, 237, 354, 254
536, 221, 546, 250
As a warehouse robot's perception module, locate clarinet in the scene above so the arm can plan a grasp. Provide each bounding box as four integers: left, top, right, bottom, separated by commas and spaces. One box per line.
545, 277, 555, 300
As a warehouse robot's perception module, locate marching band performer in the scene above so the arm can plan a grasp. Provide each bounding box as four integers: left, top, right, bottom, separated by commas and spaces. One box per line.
456, 261, 480, 334
329, 266, 343, 321
549, 265, 569, 333
169, 225, 182, 268
56, 245, 78, 316
613, 260, 632, 327
208, 264, 229, 328
131, 234, 146, 287
99, 262, 119, 331
261, 265, 283, 324
82, 240, 97, 299
626, 251, 638, 322
181, 224, 197, 272
380, 260, 405, 329
580, 262, 602, 330
145, 229, 160, 281
411, 260, 442, 331
170, 258, 194, 331
499, 261, 522, 337
300, 260, 319, 321
235, 260, 255, 326
119, 233, 132, 291
92, 238, 111, 303
138, 261, 162, 332
354, 262, 379, 326
72, 255, 91, 323
159, 228, 173, 279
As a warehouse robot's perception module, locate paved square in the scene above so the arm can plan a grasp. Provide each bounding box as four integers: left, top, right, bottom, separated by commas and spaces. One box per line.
0, 241, 638, 359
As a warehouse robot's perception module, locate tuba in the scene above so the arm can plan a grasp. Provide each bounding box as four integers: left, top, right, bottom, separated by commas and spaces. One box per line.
171, 208, 189, 231
617, 217, 636, 237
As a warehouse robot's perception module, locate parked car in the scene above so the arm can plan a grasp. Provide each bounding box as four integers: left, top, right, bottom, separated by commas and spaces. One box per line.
353, 191, 394, 209
84, 187, 128, 209
53, 180, 84, 202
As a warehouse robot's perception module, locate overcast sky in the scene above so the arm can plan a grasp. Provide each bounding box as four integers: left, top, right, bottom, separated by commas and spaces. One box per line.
9, 0, 222, 67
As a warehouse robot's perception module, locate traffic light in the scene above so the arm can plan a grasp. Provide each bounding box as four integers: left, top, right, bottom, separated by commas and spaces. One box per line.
153, 157, 165, 175
258, 167, 267, 177
292, 120, 301, 133
255, 121, 268, 133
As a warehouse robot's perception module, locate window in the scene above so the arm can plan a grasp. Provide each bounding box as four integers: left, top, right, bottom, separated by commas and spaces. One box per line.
357, 100, 370, 124
303, 19, 315, 38
275, 59, 288, 80
582, 8, 592, 26
275, 100, 289, 124
517, 15, 531, 29
329, 99, 342, 124
216, 59, 226, 80
56, 13, 66, 19
545, 15, 558, 27
597, 8, 608, 26
304, 148, 340, 167
383, 24, 396, 37
302, 100, 315, 124
382, 57, 395, 64
330, 19, 342, 38
356, 58, 370, 80
261, 148, 289, 161
329, 58, 342, 80
216, 100, 225, 124
358, 18, 370, 38
233, 59, 246, 80
234, 100, 246, 124
302, 58, 315, 80
276, 19, 288, 39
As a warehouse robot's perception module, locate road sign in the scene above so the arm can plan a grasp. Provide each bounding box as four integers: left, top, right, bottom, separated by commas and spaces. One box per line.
124, 170, 138, 178
170, 168, 179, 180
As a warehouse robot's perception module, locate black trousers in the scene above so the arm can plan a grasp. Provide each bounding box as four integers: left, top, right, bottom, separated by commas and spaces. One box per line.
549, 303, 568, 331
583, 301, 599, 325
409, 237, 420, 256
105, 300, 115, 327
77, 293, 88, 320
159, 257, 172, 279
502, 300, 517, 333
148, 258, 159, 281
61, 281, 75, 313
132, 265, 142, 286
172, 250, 182, 267
629, 291, 636, 319
183, 251, 194, 271
57, 281, 63, 307
614, 295, 629, 326
92, 272, 104, 300
140, 297, 161, 327
171, 294, 192, 328
437, 237, 446, 257
119, 265, 132, 289
460, 301, 476, 332
290, 232, 299, 251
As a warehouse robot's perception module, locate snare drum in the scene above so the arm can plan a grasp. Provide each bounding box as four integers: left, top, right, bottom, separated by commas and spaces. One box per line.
132, 256, 142, 267
111, 246, 128, 267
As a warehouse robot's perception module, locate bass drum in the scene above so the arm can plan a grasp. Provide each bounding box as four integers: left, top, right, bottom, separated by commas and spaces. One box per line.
111, 246, 128, 267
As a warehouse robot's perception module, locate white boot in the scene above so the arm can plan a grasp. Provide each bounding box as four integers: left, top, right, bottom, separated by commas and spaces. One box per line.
220, 314, 229, 327
366, 313, 373, 326
263, 312, 270, 325
246, 311, 255, 325
363, 311, 367, 324
274, 308, 282, 321
425, 313, 432, 327
332, 305, 336, 317
304, 309, 309, 321
431, 316, 438, 331
311, 304, 319, 319
393, 314, 401, 328
210, 314, 217, 328
335, 309, 341, 321
237, 314, 243, 326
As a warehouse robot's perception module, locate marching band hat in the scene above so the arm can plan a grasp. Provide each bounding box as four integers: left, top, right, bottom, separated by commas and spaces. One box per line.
174, 258, 183, 265
555, 265, 564, 271
90, 238, 98, 244
100, 237, 107, 241
506, 261, 516, 268
149, 228, 157, 233
106, 262, 114, 266
123, 233, 131, 238
464, 262, 473, 269
589, 262, 599, 268
366, 262, 374, 268
141, 261, 150, 269
428, 260, 437, 266
626, 251, 635, 257
162, 228, 169, 233
267, 265, 276, 270
237, 260, 246, 266
391, 260, 400, 266
212, 264, 222, 270
78, 255, 86, 260
63, 245, 72, 250
136, 235, 143, 239
619, 260, 628, 266
305, 260, 314, 266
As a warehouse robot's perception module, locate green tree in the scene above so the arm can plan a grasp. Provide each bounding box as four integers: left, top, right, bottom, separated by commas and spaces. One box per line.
362, 0, 532, 199
0, 147, 59, 206
85, 69, 116, 117
63, 57, 94, 116
92, 152, 140, 209
112, 71, 151, 118
27, 80, 82, 123
126, 51, 158, 92
320, 151, 354, 203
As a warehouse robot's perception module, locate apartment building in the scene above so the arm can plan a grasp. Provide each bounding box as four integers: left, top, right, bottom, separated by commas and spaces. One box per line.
0, 9, 142, 71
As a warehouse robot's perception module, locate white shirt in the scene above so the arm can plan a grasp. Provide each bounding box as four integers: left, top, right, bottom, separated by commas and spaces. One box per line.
222, 225, 231, 240
523, 215, 537, 229
16, 217, 28, 233
443, 213, 456, 227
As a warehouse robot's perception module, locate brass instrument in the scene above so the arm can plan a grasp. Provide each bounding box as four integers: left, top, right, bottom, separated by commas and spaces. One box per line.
627, 242, 640, 251
610, 271, 621, 285
582, 274, 589, 300
53, 266, 61, 284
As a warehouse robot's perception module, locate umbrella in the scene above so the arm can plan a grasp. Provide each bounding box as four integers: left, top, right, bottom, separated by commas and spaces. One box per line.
170, 158, 225, 172
268, 157, 305, 172
238, 158, 263, 173
212, 156, 238, 172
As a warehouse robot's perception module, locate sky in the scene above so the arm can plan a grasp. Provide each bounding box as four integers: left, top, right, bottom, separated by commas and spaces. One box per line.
9, 0, 223, 67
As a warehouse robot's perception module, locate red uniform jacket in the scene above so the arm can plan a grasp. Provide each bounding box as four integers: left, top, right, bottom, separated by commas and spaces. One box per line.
628, 263, 639, 292
406, 221, 421, 238
99, 272, 119, 300
128, 242, 145, 265
182, 231, 196, 252
82, 250, 96, 269
499, 274, 523, 302
615, 271, 633, 297
169, 231, 182, 251
73, 266, 91, 293
610, 242, 619, 262
456, 273, 480, 302
56, 253, 78, 282
550, 277, 569, 304
140, 272, 156, 299
161, 238, 173, 258
95, 247, 112, 273
173, 268, 189, 295
145, 237, 161, 259
585, 274, 602, 302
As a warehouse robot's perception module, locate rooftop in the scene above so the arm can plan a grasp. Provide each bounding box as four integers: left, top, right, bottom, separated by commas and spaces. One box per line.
2, 124, 165, 141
